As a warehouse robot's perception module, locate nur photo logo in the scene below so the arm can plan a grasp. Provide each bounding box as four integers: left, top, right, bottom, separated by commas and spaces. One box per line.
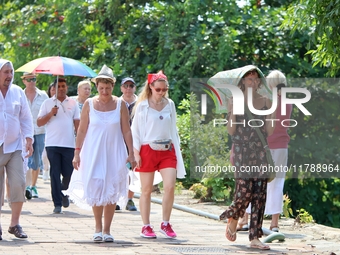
199, 81, 312, 128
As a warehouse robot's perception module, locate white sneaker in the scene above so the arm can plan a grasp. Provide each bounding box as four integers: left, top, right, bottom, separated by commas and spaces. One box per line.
43, 171, 50, 181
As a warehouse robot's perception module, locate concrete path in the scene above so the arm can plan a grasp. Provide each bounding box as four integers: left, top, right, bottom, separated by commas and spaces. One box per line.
1, 179, 339, 255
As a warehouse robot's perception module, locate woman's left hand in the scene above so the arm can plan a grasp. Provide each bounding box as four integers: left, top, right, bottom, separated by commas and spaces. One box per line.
127, 154, 137, 170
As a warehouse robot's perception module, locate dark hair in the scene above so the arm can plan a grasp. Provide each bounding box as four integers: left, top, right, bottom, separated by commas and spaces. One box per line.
95, 78, 114, 86
238, 69, 261, 92
47, 83, 54, 97
52, 77, 67, 87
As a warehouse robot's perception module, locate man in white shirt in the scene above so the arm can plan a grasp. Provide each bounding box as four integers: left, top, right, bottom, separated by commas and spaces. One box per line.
0, 59, 34, 240
37, 78, 80, 214
22, 72, 48, 199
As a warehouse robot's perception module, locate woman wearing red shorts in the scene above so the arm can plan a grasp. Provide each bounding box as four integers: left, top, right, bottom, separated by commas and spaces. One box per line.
131, 71, 185, 239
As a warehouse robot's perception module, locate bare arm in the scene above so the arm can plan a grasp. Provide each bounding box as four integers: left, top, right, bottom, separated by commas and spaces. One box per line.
133, 148, 141, 169
73, 119, 80, 136
120, 101, 136, 169
265, 98, 276, 136
72, 101, 90, 170
37, 106, 58, 127
227, 98, 236, 135
25, 137, 33, 158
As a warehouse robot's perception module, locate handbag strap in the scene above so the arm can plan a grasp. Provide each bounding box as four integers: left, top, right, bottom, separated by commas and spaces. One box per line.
244, 107, 269, 150
244, 107, 275, 177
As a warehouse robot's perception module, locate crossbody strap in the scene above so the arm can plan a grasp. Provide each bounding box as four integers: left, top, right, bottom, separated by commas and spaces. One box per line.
244, 107, 269, 149
244, 107, 275, 179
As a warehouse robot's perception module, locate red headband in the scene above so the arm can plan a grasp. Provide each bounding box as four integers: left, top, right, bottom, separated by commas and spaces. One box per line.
147, 70, 167, 85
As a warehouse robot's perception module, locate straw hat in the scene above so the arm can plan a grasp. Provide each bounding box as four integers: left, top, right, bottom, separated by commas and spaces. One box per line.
21, 72, 36, 79
91, 65, 116, 84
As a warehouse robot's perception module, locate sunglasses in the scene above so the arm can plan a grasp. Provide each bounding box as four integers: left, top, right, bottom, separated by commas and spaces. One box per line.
122, 84, 135, 89
153, 87, 168, 92
25, 77, 37, 82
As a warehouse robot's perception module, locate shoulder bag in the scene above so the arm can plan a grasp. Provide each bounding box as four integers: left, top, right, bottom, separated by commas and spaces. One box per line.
244, 107, 276, 182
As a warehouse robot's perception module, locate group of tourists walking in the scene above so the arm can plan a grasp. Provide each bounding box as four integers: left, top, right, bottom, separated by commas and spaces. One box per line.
1, 59, 290, 251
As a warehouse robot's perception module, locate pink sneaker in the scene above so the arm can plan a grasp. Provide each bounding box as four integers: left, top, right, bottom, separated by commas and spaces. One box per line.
140, 225, 157, 238
160, 223, 177, 238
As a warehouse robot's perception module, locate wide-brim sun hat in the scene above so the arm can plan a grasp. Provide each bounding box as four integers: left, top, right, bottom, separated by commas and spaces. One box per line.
91, 64, 116, 84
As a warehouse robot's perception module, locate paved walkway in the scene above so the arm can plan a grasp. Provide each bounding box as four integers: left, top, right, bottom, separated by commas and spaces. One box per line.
1, 179, 339, 255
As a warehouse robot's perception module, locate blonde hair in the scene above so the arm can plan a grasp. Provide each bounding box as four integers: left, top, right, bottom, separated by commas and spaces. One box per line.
77, 80, 91, 89
266, 70, 287, 89
132, 79, 169, 117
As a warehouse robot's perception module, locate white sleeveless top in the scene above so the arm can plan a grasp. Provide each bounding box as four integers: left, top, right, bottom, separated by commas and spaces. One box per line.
143, 104, 172, 144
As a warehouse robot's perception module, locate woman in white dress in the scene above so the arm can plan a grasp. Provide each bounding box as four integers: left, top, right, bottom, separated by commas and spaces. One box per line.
67, 65, 136, 242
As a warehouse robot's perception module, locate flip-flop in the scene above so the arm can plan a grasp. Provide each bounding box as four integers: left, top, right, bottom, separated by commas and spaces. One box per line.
236, 223, 249, 231
225, 219, 237, 242
250, 240, 270, 250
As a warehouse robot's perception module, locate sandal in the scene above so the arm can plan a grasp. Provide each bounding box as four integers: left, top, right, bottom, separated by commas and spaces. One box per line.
103, 234, 114, 242
237, 223, 249, 231
93, 232, 103, 242
270, 226, 279, 232
225, 218, 237, 242
250, 239, 270, 250
8, 225, 28, 238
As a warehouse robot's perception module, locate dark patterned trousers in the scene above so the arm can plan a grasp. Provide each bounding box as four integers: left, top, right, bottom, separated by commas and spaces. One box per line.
220, 178, 267, 241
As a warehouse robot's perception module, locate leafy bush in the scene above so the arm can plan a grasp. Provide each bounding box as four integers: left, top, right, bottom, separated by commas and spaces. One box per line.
177, 93, 234, 201
189, 183, 208, 200
174, 182, 184, 195
282, 194, 294, 219
284, 178, 340, 227
296, 208, 314, 224
284, 81, 340, 228
177, 94, 199, 188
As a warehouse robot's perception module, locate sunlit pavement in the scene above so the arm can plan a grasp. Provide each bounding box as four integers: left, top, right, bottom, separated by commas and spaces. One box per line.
1, 179, 339, 255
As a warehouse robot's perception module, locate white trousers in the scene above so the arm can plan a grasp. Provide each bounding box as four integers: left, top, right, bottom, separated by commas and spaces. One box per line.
246, 148, 288, 215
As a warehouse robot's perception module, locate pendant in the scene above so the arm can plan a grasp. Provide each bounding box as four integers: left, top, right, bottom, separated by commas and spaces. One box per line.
159, 115, 163, 120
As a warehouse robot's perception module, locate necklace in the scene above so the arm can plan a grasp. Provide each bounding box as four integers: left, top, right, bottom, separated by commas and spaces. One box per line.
150, 98, 164, 105
150, 97, 164, 120
149, 98, 165, 120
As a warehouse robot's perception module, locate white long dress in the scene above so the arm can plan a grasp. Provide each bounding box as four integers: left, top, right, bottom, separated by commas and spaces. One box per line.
65, 98, 128, 210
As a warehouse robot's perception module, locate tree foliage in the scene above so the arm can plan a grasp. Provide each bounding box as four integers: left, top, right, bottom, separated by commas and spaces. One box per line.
0, 0, 331, 97
1, 0, 339, 227
283, 0, 340, 76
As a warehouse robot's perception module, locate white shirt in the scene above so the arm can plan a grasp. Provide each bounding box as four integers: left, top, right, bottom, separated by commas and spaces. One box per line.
0, 84, 34, 154
131, 98, 186, 178
143, 104, 172, 143
24, 87, 48, 135
38, 96, 80, 148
